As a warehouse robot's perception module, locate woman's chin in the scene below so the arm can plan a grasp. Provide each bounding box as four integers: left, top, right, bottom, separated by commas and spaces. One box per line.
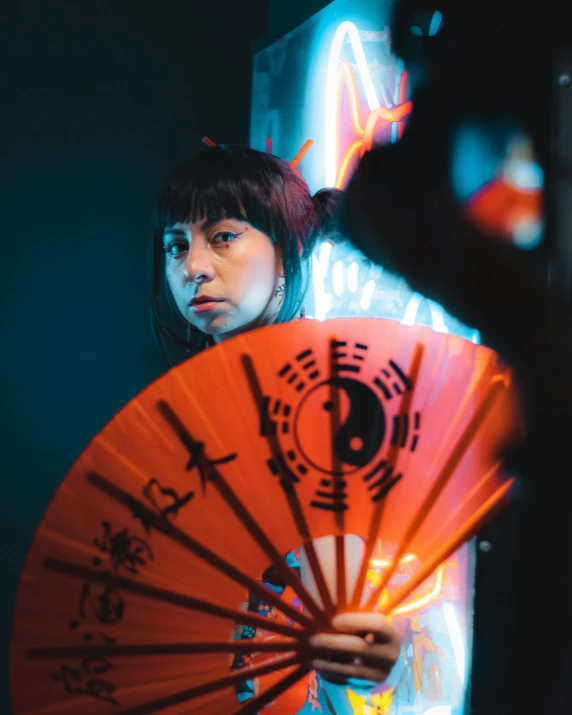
190, 315, 230, 338
202, 323, 241, 343
193, 313, 272, 343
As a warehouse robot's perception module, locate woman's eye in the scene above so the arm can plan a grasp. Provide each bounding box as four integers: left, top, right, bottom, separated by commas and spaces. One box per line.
164, 240, 188, 258
212, 231, 241, 245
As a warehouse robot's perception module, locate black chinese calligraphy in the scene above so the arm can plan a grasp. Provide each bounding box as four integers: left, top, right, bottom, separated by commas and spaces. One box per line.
68, 581, 124, 643
143, 477, 195, 520
52, 657, 119, 706
93, 521, 154, 574
156, 400, 237, 495
74, 582, 123, 627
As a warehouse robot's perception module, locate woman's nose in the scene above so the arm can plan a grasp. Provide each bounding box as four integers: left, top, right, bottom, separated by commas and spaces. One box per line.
183, 244, 215, 284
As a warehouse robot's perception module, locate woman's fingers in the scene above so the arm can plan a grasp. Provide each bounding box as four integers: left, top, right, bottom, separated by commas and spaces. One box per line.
309, 632, 398, 671
310, 657, 391, 686
309, 632, 370, 655
308, 613, 401, 685
331, 612, 396, 642
331, 612, 401, 662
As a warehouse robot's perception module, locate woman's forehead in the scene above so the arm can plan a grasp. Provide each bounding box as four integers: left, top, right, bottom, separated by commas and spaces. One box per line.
164, 215, 247, 233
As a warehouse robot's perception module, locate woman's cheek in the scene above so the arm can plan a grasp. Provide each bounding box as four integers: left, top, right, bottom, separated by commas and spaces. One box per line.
165, 267, 188, 317
236, 255, 275, 302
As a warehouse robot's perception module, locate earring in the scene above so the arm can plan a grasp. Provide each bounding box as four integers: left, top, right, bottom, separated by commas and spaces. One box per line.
300, 306, 306, 319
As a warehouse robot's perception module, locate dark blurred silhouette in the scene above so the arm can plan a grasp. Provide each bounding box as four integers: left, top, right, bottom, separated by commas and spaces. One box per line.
341, 2, 572, 712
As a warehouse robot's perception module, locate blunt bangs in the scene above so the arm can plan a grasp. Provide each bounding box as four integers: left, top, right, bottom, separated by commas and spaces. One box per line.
155, 144, 307, 245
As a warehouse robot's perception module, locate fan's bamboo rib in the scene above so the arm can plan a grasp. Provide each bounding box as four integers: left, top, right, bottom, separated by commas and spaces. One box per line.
156, 399, 326, 625
289, 497, 336, 617
424, 461, 502, 539
381, 478, 514, 614
219, 471, 333, 623
27, 640, 303, 660
349, 344, 424, 609
231, 664, 309, 715
87, 472, 313, 630
374, 465, 508, 616
350, 516, 380, 610
365, 374, 507, 610
335, 535, 346, 611
330, 335, 347, 610
240, 354, 335, 619
111, 653, 301, 715
42, 558, 303, 640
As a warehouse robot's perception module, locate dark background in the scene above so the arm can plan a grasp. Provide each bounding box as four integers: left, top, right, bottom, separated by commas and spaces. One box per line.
0, 1, 338, 710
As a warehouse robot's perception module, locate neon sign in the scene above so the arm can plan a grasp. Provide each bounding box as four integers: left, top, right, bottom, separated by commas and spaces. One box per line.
303, 18, 481, 347
324, 20, 412, 188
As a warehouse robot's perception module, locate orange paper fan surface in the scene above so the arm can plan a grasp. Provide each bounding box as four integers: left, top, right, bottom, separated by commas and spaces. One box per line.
10, 318, 523, 714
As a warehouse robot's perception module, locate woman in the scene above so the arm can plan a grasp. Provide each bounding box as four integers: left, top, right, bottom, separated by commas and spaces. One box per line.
151, 142, 343, 359
151, 143, 401, 711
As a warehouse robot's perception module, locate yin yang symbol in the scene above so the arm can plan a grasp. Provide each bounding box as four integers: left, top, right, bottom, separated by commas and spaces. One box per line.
293, 377, 386, 475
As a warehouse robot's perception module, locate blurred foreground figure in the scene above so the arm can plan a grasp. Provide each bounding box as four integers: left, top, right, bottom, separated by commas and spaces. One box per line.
342, 1, 572, 712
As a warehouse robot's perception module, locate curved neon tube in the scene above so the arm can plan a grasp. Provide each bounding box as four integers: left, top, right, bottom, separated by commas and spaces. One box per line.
340, 62, 365, 136
391, 564, 445, 616
325, 21, 380, 186
335, 139, 362, 188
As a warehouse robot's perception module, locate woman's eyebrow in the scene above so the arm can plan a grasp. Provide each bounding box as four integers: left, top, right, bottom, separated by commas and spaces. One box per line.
163, 218, 244, 236
163, 227, 186, 237
201, 216, 244, 231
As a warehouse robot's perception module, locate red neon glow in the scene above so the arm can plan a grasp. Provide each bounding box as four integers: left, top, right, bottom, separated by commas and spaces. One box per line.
398, 70, 409, 139
367, 543, 459, 617
466, 176, 542, 241
335, 140, 363, 188
334, 62, 412, 188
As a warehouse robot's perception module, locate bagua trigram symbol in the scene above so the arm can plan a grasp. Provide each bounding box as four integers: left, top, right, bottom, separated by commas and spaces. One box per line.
258, 342, 422, 511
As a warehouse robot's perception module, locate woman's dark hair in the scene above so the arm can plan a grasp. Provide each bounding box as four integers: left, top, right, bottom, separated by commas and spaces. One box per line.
151, 144, 342, 364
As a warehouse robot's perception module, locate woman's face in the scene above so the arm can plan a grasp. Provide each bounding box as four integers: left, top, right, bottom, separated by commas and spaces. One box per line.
163, 217, 284, 342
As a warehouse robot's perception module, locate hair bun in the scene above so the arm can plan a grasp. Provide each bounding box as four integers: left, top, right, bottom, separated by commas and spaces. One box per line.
312, 187, 344, 242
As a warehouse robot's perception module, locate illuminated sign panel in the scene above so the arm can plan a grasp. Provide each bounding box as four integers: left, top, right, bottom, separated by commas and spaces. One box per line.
252, 0, 478, 342
252, 1, 476, 712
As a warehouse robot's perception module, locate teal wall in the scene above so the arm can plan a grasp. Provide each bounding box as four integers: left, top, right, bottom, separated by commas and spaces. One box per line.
0, 1, 265, 710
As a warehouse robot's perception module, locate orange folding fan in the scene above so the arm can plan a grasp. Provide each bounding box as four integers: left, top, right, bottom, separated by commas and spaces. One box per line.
10, 318, 524, 715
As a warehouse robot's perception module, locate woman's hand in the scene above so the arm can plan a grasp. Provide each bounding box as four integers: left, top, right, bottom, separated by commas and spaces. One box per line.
308, 612, 401, 688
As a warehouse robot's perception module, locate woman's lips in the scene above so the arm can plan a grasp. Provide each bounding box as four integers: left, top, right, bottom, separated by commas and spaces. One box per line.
190, 297, 225, 314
